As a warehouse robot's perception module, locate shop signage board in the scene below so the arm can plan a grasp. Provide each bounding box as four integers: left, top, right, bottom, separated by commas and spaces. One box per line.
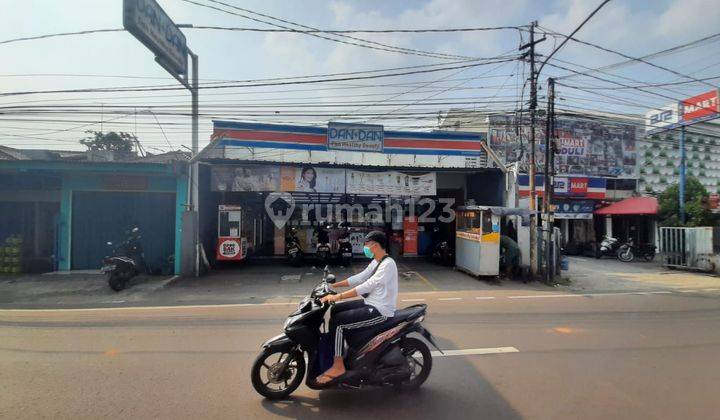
123, 0, 188, 77
327, 122, 384, 153
681, 89, 720, 124
645, 103, 680, 134
211, 166, 279, 192
518, 175, 605, 199
279, 166, 345, 193
346, 170, 437, 196
553, 199, 595, 219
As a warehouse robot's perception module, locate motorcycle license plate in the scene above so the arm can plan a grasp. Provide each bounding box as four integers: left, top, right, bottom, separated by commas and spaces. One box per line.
101, 264, 116, 272
342, 252, 352, 257
288, 248, 298, 254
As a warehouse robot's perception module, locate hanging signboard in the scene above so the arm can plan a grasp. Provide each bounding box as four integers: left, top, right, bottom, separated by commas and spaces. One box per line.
123, 0, 188, 77
327, 122, 384, 152
553, 199, 595, 219
211, 166, 279, 192
279, 166, 345, 193
346, 170, 436, 196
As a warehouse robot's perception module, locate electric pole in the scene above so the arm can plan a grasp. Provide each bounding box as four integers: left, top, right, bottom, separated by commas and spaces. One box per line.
543, 78, 556, 284
519, 21, 543, 277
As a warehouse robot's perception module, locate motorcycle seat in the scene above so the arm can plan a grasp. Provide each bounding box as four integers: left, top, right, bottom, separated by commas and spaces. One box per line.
346, 304, 427, 349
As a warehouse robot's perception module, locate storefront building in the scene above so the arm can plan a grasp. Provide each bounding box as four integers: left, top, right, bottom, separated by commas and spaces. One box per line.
196, 121, 507, 264
0, 155, 188, 274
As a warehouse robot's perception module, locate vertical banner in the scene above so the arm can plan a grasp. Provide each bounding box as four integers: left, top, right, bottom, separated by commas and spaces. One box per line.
403, 217, 418, 255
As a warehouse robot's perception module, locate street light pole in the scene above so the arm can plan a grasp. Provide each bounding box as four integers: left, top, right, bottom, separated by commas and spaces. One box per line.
189, 50, 200, 276
679, 125, 686, 224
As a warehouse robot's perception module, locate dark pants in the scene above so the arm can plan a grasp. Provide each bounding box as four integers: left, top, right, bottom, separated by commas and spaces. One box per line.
329, 300, 387, 358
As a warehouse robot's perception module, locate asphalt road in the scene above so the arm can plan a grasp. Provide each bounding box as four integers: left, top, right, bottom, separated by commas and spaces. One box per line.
2, 289, 720, 419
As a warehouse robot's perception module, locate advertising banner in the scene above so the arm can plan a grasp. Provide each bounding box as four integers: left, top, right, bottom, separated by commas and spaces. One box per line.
280, 166, 345, 193
211, 166, 279, 192
327, 122, 384, 152
488, 115, 636, 178
681, 89, 719, 123
346, 170, 437, 196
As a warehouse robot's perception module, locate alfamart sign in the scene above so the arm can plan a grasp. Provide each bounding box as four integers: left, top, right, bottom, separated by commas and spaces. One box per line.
645, 88, 720, 135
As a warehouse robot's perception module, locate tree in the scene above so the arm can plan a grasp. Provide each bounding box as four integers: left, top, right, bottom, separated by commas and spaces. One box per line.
658, 177, 713, 227
80, 130, 136, 153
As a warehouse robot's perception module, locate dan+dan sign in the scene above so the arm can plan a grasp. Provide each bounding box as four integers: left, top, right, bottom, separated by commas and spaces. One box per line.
327, 122, 384, 153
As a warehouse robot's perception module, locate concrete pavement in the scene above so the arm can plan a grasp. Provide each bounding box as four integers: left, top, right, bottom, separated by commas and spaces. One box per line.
2, 288, 720, 419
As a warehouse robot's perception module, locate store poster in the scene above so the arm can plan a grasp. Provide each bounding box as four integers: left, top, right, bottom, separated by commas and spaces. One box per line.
346, 170, 437, 196
280, 166, 345, 193
211, 166, 279, 192
403, 217, 418, 255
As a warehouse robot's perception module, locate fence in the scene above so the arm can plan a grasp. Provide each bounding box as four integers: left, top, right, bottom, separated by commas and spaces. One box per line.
659, 227, 714, 271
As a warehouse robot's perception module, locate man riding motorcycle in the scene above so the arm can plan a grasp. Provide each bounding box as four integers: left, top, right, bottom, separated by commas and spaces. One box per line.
317, 230, 398, 385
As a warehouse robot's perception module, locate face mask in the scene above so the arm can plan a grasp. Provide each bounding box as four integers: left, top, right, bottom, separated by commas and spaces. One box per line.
363, 245, 374, 259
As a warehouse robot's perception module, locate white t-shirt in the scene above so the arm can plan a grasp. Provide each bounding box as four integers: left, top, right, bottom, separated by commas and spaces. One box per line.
347, 257, 398, 317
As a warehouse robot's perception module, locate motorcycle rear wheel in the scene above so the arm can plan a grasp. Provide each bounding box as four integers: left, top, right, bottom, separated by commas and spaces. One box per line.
251, 348, 305, 400
107, 273, 126, 292
617, 248, 634, 263
395, 337, 432, 391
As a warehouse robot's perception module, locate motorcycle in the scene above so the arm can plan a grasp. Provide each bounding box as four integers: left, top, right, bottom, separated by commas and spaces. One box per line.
101, 227, 146, 292
595, 236, 621, 259
315, 223, 332, 265
251, 266, 441, 400
335, 222, 354, 266
430, 226, 454, 266
617, 238, 656, 263
286, 227, 304, 266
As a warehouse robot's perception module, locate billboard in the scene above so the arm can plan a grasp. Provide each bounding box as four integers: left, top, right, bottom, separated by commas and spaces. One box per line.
488, 115, 636, 178
645, 103, 680, 134
681, 89, 719, 124
279, 166, 345, 193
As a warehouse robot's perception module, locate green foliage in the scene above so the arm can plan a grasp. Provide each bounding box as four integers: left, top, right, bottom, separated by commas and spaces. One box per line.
644, 185, 654, 193
658, 177, 712, 227
652, 168, 660, 175
692, 144, 700, 152
644, 150, 653, 158
659, 150, 667, 158
80, 131, 136, 153
660, 176, 668, 184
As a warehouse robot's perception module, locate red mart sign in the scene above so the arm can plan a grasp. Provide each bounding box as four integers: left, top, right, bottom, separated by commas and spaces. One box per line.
569, 177, 588, 195
681, 89, 719, 123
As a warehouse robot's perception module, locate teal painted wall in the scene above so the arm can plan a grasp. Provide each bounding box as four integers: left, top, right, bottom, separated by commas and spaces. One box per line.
53, 168, 186, 274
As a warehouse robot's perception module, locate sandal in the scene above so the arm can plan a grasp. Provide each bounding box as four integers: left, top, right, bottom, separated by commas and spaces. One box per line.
316, 372, 346, 386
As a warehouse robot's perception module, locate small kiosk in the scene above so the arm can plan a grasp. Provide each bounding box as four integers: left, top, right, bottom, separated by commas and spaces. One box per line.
455, 206, 501, 276
216, 205, 249, 262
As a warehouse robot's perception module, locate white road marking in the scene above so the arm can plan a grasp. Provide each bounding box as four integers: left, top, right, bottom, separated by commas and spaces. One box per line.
438, 297, 462, 301
475, 296, 496, 300
703, 288, 720, 291
508, 294, 580, 299
431, 347, 519, 357
0, 302, 298, 313
679, 290, 699, 293
401, 298, 426, 302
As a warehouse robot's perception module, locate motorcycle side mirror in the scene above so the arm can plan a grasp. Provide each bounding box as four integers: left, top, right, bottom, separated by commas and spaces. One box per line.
106, 241, 113, 246
326, 274, 336, 284
323, 265, 329, 273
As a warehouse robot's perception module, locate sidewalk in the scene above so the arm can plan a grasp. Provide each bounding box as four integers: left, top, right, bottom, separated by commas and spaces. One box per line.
562, 256, 720, 292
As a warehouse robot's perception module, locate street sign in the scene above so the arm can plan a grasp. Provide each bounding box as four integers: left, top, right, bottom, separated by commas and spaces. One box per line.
681, 89, 720, 124
123, 0, 188, 77
645, 103, 680, 134
327, 122, 384, 152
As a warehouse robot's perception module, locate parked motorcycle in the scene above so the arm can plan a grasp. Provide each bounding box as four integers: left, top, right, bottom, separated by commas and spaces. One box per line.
251, 266, 440, 399
595, 236, 621, 259
286, 227, 304, 266
617, 238, 656, 262
335, 222, 354, 266
101, 227, 146, 292
430, 226, 454, 266
315, 223, 332, 265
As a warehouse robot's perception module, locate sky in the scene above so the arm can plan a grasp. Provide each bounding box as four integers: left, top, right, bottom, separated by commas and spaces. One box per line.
1, 0, 719, 153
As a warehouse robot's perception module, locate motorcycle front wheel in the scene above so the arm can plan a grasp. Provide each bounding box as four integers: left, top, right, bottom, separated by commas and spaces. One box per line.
251, 348, 305, 400
395, 337, 432, 391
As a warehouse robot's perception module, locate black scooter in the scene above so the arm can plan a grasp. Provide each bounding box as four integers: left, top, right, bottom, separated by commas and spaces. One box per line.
336, 222, 354, 266
430, 226, 454, 266
101, 227, 146, 292
315, 223, 332, 265
251, 266, 441, 400
286, 227, 304, 266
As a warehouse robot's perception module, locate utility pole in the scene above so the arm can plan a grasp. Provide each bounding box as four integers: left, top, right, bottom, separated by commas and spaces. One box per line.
543, 78, 556, 284
519, 21, 542, 277
679, 126, 686, 224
